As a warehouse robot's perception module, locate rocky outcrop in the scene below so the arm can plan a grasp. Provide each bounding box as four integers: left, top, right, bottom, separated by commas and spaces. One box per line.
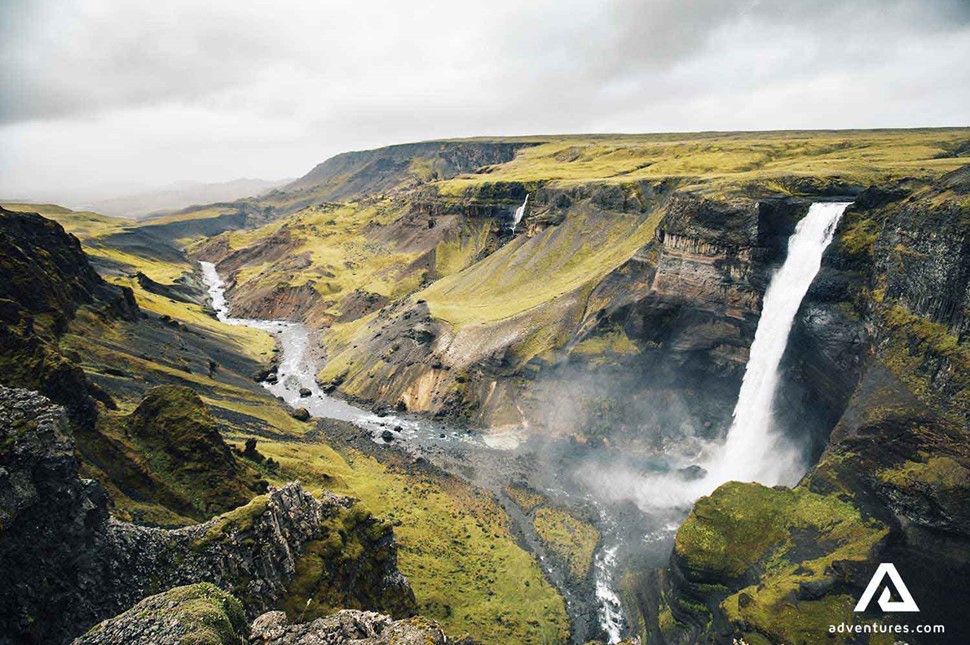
73, 584, 473, 645
248, 609, 472, 645
0, 387, 415, 644
72, 584, 248, 645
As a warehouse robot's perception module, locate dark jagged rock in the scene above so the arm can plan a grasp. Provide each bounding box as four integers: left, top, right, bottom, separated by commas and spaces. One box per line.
0, 387, 415, 644
290, 407, 310, 421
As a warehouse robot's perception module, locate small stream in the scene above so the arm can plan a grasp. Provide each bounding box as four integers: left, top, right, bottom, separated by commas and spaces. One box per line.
200, 261, 628, 643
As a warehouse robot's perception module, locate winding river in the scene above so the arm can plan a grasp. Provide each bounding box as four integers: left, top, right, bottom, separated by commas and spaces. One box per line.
199, 260, 627, 643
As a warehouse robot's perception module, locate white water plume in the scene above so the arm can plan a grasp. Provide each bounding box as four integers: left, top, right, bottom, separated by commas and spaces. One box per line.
581, 202, 851, 511
510, 193, 529, 232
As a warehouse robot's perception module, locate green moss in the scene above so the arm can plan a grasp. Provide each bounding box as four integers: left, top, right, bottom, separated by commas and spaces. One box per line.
433, 220, 493, 277
422, 207, 661, 329
570, 330, 638, 359
879, 304, 970, 417
193, 495, 270, 549
532, 507, 600, 581
840, 217, 880, 256
257, 440, 570, 645
280, 504, 414, 620
675, 482, 889, 644
77, 583, 247, 645
122, 386, 267, 519
503, 484, 545, 514
434, 129, 968, 198
877, 455, 968, 489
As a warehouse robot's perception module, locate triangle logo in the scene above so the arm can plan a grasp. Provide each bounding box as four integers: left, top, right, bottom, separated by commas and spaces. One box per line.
854, 563, 920, 613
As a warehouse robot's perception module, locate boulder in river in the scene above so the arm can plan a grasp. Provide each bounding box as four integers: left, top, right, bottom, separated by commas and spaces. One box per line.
290, 407, 310, 422
299, 387, 312, 398
381, 429, 395, 442
676, 464, 707, 481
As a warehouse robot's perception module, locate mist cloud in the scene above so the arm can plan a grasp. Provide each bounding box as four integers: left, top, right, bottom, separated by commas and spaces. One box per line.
1, 0, 967, 199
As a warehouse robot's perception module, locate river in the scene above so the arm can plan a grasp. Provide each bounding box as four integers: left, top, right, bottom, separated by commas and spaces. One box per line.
199, 260, 627, 643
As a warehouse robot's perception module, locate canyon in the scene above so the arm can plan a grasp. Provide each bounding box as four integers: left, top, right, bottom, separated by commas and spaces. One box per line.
1, 129, 967, 644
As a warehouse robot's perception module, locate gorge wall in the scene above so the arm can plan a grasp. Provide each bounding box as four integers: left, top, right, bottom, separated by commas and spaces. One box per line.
645, 168, 970, 645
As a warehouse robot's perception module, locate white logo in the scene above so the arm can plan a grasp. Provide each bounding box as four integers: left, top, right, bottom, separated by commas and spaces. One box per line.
854, 563, 919, 613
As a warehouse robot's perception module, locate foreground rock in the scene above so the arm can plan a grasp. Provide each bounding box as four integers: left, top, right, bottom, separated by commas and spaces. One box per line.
249, 608, 476, 645
73, 584, 248, 645
74, 584, 477, 645
0, 387, 415, 644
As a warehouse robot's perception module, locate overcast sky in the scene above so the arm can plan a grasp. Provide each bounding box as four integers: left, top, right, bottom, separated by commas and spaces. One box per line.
1, 0, 968, 201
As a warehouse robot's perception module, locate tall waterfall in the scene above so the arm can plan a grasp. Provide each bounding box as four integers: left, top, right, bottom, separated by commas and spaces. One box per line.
578, 202, 851, 511
510, 194, 529, 233
710, 201, 851, 485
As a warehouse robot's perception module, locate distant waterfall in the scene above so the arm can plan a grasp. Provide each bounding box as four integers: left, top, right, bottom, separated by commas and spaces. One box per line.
510, 194, 529, 233
712, 201, 851, 485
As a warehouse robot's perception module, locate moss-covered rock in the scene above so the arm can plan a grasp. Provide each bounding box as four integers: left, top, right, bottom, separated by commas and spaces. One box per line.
73, 584, 248, 645
123, 385, 268, 519
668, 482, 887, 644
0, 388, 416, 644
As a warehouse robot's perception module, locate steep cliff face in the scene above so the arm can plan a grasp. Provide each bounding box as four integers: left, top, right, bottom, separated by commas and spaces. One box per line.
0, 207, 139, 427
655, 170, 970, 645
0, 388, 415, 644
314, 190, 816, 444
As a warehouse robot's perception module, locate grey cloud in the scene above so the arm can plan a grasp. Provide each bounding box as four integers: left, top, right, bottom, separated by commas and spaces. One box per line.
0, 0, 967, 198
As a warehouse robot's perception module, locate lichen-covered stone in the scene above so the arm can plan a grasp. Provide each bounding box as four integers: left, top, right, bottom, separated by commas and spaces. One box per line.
249, 609, 456, 645
73, 584, 248, 645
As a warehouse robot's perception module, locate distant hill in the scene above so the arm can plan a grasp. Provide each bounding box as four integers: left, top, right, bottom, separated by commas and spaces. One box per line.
82, 177, 292, 219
